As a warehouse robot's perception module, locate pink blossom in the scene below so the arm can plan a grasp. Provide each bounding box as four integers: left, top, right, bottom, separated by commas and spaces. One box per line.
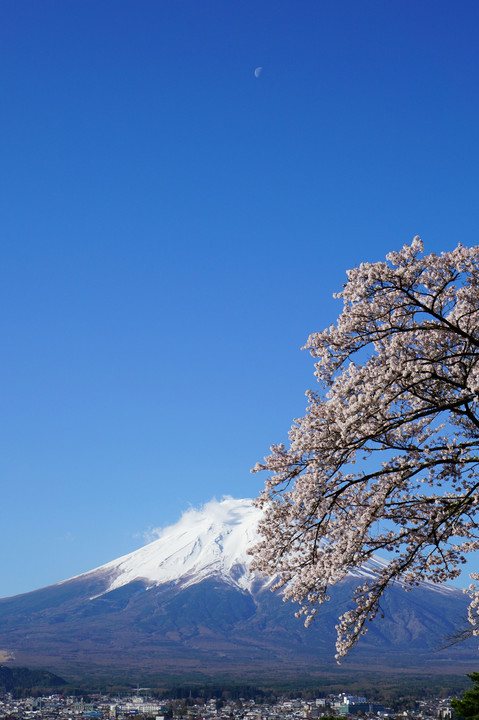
250, 238, 479, 660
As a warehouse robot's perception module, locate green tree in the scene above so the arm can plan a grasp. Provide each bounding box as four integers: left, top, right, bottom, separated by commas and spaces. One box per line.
452, 673, 479, 719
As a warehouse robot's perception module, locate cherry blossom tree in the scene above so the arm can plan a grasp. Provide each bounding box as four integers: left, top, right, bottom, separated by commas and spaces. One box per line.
251, 237, 479, 661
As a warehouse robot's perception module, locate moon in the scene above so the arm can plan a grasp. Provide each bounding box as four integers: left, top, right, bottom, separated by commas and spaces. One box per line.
254, 67, 263, 78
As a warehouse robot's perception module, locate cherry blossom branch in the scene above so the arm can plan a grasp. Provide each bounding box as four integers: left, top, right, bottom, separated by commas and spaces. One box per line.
250, 237, 479, 660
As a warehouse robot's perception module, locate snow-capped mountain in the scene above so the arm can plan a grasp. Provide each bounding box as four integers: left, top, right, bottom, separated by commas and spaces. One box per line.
84, 497, 267, 595
0, 497, 476, 682
75, 495, 455, 598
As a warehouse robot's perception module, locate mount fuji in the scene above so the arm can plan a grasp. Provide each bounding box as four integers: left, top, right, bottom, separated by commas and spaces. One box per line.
0, 497, 477, 682
85, 497, 268, 596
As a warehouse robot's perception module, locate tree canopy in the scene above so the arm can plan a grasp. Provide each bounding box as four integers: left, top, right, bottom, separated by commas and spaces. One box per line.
251, 238, 479, 660
452, 673, 479, 720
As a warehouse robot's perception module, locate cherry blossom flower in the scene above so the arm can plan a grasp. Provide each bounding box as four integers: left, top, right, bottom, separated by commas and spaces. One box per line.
251, 238, 479, 660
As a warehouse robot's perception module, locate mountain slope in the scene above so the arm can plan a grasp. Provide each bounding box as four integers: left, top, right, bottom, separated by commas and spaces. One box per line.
81, 497, 267, 595
0, 497, 476, 681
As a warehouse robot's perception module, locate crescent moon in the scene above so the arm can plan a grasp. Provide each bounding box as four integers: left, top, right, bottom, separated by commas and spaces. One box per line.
254, 67, 263, 78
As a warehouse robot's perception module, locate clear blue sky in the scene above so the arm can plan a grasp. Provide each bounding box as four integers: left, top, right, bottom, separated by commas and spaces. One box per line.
2, 0, 479, 597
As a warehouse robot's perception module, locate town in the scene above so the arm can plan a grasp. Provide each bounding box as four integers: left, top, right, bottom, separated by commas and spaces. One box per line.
0, 690, 457, 720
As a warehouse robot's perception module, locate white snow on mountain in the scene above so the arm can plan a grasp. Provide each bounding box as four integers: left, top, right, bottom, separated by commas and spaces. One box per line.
90, 497, 266, 595
72, 496, 457, 598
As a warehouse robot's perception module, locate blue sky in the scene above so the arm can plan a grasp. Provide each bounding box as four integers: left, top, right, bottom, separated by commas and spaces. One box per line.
2, 0, 479, 597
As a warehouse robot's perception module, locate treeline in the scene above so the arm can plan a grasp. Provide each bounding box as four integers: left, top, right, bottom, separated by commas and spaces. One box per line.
1, 667, 473, 706
156, 685, 280, 703
0, 666, 66, 696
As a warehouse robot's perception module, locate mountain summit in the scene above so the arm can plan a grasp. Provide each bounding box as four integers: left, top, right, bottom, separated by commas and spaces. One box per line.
76, 495, 452, 598
87, 497, 265, 595
0, 497, 476, 681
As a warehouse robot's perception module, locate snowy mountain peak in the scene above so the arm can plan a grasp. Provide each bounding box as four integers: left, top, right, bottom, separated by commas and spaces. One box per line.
77, 496, 456, 599
92, 497, 265, 595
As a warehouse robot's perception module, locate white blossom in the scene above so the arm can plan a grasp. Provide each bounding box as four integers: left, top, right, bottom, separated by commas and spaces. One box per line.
250, 238, 479, 660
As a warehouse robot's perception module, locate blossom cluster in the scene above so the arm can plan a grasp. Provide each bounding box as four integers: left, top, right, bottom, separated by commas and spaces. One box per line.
251, 238, 479, 660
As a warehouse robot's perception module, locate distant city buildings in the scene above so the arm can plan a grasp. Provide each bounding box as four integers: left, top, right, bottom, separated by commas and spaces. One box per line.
0, 689, 457, 720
